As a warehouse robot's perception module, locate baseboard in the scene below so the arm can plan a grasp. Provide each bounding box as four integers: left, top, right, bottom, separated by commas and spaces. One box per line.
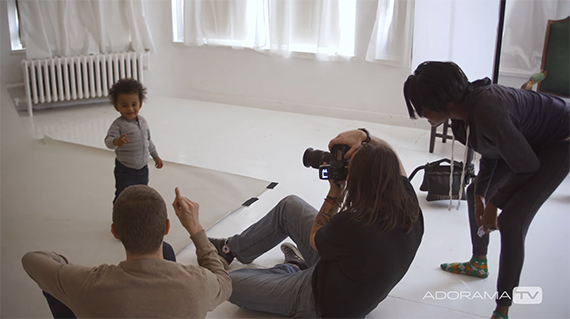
186, 90, 431, 130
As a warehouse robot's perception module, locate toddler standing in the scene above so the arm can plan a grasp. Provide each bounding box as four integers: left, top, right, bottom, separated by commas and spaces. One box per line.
105, 78, 163, 202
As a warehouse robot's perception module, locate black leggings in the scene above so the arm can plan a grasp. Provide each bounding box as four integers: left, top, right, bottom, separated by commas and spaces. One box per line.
467, 140, 569, 306
43, 242, 176, 318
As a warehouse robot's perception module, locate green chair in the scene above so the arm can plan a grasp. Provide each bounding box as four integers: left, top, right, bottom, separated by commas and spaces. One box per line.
521, 16, 569, 98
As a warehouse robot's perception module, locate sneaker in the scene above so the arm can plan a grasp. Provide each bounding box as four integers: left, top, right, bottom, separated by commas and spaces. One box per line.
281, 243, 308, 270
208, 237, 235, 269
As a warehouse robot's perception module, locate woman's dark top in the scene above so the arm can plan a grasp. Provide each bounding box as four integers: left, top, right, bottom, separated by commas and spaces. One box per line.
451, 78, 569, 208
312, 176, 424, 318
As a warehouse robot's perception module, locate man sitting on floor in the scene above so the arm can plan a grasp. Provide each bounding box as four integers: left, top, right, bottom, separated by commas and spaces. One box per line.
22, 185, 231, 318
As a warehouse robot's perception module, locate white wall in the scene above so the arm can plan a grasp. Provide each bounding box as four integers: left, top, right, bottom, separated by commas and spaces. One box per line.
412, 0, 500, 81
143, 0, 421, 128
1, 0, 501, 128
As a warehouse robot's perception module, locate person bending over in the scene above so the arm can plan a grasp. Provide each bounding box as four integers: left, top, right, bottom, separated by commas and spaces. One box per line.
208, 136, 423, 318
22, 185, 231, 318
403, 61, 569, 319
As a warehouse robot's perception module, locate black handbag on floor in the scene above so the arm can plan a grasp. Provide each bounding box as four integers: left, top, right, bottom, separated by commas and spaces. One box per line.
408, 158, 475, 201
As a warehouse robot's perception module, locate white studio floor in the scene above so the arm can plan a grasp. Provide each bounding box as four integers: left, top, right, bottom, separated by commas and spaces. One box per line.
1, 90, 569, 319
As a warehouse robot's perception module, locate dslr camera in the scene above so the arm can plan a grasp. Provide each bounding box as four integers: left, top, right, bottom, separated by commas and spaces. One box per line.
303, 144, 350, 180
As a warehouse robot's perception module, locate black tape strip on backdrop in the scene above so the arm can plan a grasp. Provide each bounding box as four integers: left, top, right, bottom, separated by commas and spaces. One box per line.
242, 197, 259, 207
242, 182, 277, 206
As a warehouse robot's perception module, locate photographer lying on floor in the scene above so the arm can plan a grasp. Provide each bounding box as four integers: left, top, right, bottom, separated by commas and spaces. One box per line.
208, 130, 424, 318
22, 185, 231, 318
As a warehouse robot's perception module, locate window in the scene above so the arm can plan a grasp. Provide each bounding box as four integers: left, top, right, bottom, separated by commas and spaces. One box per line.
7, 0, 24, 51
171, 0, 356, 58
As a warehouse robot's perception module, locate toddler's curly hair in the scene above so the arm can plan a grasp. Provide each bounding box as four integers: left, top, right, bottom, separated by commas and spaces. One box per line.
109, 78, 147, 106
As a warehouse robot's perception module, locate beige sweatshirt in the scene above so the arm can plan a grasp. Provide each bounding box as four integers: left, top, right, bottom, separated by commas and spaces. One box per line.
22, 230, 231, 318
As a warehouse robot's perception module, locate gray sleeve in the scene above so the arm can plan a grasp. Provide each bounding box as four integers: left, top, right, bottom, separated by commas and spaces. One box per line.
147, 127, 158, 158
105, 120, 121, 150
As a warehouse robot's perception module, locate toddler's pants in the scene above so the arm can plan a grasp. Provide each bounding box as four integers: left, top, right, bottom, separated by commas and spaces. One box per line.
113, 159, 149, 203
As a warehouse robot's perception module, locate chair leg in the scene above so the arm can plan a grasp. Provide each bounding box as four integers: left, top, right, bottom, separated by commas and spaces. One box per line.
441, 120, 449, 143
429, 126, 436, 153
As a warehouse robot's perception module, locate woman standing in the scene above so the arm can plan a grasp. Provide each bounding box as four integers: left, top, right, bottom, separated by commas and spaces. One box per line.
403, 61, 569, 319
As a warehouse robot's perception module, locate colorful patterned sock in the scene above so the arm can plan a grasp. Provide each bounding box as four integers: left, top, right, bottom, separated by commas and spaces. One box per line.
491, 311, 508, 319
440, 256, 489, 278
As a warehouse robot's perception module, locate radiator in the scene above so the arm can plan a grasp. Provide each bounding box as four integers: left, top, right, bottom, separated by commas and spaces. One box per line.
21, 52, 148, 117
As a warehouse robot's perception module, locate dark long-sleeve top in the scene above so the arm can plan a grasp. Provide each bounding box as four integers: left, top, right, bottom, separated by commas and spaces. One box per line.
104, 115, 158, 170
312, 177, 424, 318
451, 78, 570, 208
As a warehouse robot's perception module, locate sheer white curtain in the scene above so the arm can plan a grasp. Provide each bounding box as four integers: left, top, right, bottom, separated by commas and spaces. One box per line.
265, 0, 355, 58
178, 0, 355, 59
500, 0, 570, 75
182, 0, 267, 47
18, 0, 155, 59
365, 0, 414, 67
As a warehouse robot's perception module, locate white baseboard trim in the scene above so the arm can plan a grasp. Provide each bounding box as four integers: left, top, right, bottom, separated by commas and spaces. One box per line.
186, 90, 431, 130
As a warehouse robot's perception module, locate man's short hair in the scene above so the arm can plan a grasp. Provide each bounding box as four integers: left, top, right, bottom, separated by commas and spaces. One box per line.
112, 185, 167, 255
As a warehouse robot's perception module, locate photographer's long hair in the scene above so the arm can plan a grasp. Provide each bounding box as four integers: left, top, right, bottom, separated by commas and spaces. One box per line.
340, 143, 420, 233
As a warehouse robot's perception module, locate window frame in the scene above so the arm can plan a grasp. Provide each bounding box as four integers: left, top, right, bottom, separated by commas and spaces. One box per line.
7, 0, 25, 52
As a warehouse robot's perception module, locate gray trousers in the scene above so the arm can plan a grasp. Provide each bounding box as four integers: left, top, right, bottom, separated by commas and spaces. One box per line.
227, 195, 320, 317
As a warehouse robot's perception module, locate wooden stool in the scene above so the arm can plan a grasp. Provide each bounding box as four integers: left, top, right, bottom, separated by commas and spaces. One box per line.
429, 119, 453, 153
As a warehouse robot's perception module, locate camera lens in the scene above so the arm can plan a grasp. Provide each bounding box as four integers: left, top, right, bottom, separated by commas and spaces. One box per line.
303, 148, 332, 169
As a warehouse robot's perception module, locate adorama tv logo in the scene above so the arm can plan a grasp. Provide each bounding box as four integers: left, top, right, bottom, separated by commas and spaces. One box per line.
513, 287, 543, 304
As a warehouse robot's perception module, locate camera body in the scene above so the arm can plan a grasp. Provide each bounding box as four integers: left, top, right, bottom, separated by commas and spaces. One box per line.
303, 144, 350, 180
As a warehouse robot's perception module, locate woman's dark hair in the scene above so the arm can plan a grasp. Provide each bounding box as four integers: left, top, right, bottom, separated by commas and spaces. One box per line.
109, 78, 147, 106
339, 143, 420, 233
403, 61, 471, 119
